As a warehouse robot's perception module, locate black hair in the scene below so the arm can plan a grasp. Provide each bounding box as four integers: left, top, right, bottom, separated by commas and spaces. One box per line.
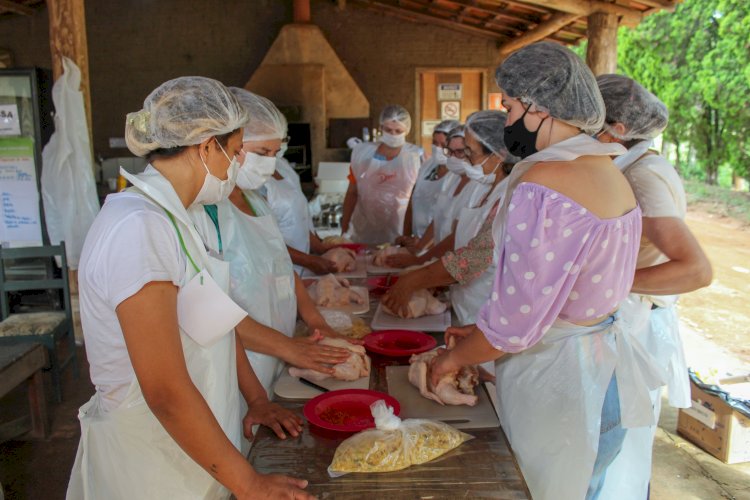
145, 130, 236, 162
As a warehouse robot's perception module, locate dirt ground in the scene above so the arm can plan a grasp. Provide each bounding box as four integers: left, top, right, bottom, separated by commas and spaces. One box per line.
679, 206, 750, 366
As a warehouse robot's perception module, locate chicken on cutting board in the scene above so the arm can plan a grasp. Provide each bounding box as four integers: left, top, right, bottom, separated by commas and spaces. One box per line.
289, 337, 371, 382
372, 245, 410, 267
321, 247, 357, 273
407, 341, 479, 406
381, 288, 447, 319
307, 274, 364, 307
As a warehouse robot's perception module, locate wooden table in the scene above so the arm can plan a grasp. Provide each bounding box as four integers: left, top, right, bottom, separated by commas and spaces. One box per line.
0, 343, 48, 440
248, 275, 530, 499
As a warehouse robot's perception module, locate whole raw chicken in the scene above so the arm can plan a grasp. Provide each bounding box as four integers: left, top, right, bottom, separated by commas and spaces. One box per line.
307, 274, 364, 308
322, 247, 357, 273
408, 346, 479, 406
372, 245, 410, 267
382, 289, 447, 319
289, 337, 371, 381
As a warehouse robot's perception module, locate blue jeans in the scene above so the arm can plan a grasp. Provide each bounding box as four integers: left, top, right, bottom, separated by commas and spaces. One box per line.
587, 373, 627, 500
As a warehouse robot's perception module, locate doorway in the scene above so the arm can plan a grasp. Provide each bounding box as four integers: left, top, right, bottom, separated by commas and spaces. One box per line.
415, 68, 487, 154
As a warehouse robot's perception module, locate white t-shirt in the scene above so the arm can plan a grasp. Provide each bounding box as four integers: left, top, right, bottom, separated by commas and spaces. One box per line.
79, 192, 186, 411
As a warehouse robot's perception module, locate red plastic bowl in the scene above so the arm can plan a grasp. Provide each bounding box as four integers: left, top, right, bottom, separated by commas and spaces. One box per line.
334, 243, 367, 254
303, 389, 400, 434
364, 330, 437, 357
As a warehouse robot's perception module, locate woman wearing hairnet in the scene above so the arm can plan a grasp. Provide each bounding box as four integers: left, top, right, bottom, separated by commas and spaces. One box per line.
400, 119, 461, 239
341, 105, 421, 244
595, 74, 712, 499
67, 77, 312, 499
189, 88, 353, 400
429, 42, 664, 500
384, 111, 517, 328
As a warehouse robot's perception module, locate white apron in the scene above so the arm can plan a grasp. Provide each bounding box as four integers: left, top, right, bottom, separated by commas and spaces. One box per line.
495, 315, 666, 500
189, 192, 297, 396
450, 177, 509, 326
67, 168, 241, 500
264, 159, 312, 264
434, 176, 489, 244
349, 142, 420, 245
410, 156, 448, 237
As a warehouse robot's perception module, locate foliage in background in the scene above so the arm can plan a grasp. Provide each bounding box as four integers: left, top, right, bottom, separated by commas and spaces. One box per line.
617, 0, 750, 184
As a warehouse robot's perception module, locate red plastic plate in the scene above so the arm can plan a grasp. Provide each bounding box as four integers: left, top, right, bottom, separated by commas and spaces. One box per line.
303, 389, 400, 433
364, 330, 437, 357
334, 243, 368, 254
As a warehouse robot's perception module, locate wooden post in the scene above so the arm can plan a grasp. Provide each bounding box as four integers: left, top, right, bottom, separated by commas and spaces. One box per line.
586, 12, 619, 76
47, 0, 93, 144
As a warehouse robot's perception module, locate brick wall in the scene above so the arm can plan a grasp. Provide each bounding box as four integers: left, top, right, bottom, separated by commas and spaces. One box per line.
0, 0, 501, 156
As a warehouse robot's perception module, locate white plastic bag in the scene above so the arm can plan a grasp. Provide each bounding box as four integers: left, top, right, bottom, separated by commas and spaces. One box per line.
328, 400, 472, 476
41, 57, 100, 269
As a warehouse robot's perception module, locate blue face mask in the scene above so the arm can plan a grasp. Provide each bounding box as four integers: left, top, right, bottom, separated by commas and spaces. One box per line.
503, 104, 547, 159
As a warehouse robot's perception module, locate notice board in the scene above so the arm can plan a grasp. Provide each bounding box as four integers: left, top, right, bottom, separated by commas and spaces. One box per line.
0, 137, 43, 247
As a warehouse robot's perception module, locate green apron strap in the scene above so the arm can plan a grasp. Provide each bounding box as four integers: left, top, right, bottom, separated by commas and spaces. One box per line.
163, 209, 201, 275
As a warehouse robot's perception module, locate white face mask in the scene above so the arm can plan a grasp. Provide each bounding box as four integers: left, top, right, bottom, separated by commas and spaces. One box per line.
446, 156, 470, 175
465, 155, 499, 184
431, 144, 448, 165
276, 142, 288, 159
381, 131, 406, 148
193, 139, 238, 205
236, 152, 277, 190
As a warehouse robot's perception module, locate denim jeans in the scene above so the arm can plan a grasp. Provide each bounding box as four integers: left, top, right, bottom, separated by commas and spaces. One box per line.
586, 373, 627, 500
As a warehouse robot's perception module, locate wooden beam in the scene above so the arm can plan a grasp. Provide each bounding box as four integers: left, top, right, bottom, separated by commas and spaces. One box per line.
631, 0, 679, 9
0, 0, 34, 16
499, 12, 580, 56
47, 0, 93, 148
586, 11, 618, 75
357, 0, 507, 41
510, 0, 643, 27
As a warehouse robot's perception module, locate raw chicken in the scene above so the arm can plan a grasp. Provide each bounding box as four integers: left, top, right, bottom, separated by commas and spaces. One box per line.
408, 348, 479, 406
372, 245, 411, 267
322, 235, 353, 246
382, 289, 447, 319
289, 337, 371, 382
322, 247, 357, 273
308, 274, 364, 308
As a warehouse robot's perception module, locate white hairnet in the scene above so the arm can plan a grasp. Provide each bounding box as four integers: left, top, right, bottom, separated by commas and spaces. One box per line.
229, 87, 288, 142
447, 125, 465, 140
379, 105, 411, 133
434, 119, 461, 135
495, 41, 605, 134
465, 110, 513, 159
125, 76, 247, 157
597, 74, 669, 141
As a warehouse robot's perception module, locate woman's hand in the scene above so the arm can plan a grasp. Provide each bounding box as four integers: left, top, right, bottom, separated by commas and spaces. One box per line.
444, 324, 476, 347
307, 256, 338, 275
384, 252, 421, 269
243, 399, 303, 440
395, 235, 419, 249
287, 331, 351, 374
237, 473, 314, 500
428, 349, 460, 388
382, 276, 417, 318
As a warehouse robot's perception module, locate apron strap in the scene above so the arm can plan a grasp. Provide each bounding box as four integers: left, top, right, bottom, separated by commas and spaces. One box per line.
163, 209, 201, 275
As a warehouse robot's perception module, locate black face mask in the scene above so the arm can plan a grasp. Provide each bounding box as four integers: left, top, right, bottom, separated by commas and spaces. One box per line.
503, 104, 547, 159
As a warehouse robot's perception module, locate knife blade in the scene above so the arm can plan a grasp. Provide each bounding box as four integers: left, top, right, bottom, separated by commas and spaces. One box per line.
300, 377, 329, 393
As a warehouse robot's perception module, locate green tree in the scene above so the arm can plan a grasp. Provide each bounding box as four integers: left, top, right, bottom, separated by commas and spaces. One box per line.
617, 0, 750, 183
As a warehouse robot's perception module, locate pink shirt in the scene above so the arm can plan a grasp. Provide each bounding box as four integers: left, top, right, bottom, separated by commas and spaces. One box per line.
477, 182, 642, 353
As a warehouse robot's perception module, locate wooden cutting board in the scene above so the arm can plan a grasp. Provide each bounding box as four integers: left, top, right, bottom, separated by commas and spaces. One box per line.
370, 302, 452, 332
385, 365, 499, 430
273, 368, 370, 400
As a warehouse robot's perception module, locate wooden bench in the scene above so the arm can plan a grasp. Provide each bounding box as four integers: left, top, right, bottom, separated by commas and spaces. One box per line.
0, 343, 49, 441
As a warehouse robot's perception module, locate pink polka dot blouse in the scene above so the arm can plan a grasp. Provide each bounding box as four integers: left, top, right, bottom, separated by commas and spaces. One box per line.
477, 182, 642, 353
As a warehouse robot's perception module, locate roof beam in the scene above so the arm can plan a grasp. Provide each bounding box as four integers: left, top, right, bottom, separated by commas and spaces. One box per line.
0, 0, 35, 16
499, 12, 580, 56
630, 0, 679, 9
509, 0, 642, 27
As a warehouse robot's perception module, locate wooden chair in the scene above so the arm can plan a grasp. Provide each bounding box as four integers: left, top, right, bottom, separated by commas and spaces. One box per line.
0, 243, 78, 402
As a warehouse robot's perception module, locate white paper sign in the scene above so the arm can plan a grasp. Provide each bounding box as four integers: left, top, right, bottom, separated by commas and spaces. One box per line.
0, 137, 42, 246
438, 83, 462, 101
0, 104, 21, 136
422, 120, 442, 137
177, 269, 248, 348
441, 101, 461, 121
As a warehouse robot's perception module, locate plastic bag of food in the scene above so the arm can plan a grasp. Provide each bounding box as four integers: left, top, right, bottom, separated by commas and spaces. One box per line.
328, 400, 472, 476
318, 310, 372, 339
